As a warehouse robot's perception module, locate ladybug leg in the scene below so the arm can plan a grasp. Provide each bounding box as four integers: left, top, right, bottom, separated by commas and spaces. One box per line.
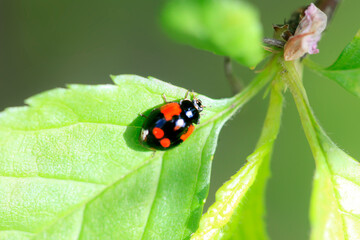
151, 150, 156, 157
139, 113, 148, 118
162, 93, 168, 103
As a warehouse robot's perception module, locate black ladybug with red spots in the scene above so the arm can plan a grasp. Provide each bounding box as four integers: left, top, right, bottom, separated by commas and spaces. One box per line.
139, 93, 204, 150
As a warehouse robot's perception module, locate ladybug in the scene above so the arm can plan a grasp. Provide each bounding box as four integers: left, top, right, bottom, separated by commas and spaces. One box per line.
139, 92, 204, 150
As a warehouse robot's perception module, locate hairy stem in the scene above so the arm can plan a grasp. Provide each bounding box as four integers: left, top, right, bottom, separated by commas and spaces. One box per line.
280, 59, 324, 165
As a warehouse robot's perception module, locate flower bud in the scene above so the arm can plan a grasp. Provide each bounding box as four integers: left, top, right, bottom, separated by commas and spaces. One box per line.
284, 3, 327, 61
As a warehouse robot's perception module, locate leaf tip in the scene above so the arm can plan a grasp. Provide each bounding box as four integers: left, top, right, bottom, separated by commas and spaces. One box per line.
355, 29, 360, 38
110, 74, 117, 81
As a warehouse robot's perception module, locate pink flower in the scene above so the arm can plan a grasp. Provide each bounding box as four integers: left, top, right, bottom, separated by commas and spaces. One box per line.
284, 3, 327, 61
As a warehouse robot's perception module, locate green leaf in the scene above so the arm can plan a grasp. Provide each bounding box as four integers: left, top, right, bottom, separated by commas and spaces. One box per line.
161, 0, 264, 67
191, 72, 283, 239
283, 60, 360, 240
0, 66, 276, 239
306, 30, 360, 97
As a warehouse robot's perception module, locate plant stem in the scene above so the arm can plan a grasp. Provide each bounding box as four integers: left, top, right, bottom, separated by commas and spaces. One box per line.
280, 59, 324, 165
256, 74, 284, 148
231, 57, 279, 110
315, 0, 341, 24
192, 63, 284, 240
224, 57, 243, 94
199, 56, 279, 129
263, 38, 286, 48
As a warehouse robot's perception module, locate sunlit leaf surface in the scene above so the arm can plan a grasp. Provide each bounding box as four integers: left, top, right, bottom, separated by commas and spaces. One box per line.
310, 131, 360, 240
0, 75, 235, 239
0, 70, 275, 239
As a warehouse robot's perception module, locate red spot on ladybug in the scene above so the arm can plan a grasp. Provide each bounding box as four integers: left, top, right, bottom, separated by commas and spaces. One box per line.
160, 138, 171, 148
180, 125, 195, 141
160, 103, 182, 121
152, 127, 164, 139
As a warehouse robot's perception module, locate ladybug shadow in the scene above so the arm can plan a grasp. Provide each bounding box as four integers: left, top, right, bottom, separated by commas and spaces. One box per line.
123, 104, 165, 152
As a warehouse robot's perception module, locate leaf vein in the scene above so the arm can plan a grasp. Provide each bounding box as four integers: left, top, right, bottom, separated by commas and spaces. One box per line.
139, 153, 165, 240
74, 152, 163, 240
74, 206, 85, 240
181, 122, 214, 238
0, 122, 139, 133
0, 175, 106, 186
24, 153, 161, 237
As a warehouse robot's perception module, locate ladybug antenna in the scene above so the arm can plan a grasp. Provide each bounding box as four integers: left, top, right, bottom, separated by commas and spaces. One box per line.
190, 90, 197, 100
184, 90, 190, 100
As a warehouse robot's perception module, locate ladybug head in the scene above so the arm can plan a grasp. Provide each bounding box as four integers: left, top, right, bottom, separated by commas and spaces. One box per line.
179, 98, 203, 124
192, 99, 203, 112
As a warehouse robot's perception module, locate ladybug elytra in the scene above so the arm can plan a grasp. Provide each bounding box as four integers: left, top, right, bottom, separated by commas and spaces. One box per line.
139, 92, 204, 150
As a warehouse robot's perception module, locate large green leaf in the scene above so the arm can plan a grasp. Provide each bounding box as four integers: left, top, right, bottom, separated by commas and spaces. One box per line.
0, 68, 276, 239
306, 29, 360, 97
191, 74, 283, 240
161, 0, 264, 67
283, 60, 360, 240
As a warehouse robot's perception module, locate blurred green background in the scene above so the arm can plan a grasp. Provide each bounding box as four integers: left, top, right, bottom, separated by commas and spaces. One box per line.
1, 0, 359, 239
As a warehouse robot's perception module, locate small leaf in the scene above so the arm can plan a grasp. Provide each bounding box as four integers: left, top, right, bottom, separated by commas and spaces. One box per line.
283, 60, 360, 240
191, 74, 283, 239
0, 66, 276, 239
161, 0, 264, 67
306, 30, 360, 97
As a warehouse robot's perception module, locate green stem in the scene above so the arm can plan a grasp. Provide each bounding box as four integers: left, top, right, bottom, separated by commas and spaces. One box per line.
199, 56, 280, 128
280, 59, 324, 166
231, 56, 280, 109
281, 53, 351, 240
256, 73, 284, 148
191, 62, 284, 240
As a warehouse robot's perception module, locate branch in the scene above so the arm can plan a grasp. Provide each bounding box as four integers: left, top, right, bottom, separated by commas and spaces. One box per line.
224, 57, 243, 94
315, 0, 341, 24
263, 38, 285, 48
